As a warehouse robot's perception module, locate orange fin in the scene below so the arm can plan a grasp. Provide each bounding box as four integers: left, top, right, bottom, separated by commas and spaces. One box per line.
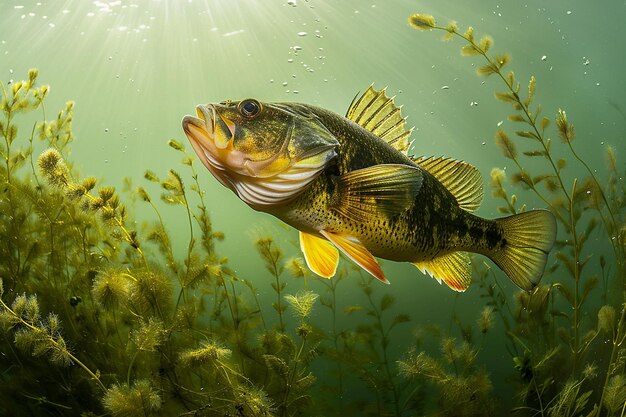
320, 230, 389, 284
299, 231, 339, 279
414, 251, 472, 292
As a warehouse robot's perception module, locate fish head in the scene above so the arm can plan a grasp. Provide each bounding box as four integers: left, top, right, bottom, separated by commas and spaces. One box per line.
182, 99, 339, 207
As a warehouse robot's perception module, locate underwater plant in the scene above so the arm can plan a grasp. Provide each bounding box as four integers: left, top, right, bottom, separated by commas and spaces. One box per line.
0, 70, 322, 416
409, 12, 626, 417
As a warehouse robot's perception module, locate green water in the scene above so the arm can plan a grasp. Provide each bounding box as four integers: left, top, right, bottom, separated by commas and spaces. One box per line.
1, 0, 625, 416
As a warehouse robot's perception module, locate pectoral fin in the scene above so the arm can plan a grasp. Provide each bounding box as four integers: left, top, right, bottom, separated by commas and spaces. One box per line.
330, 164, 423, 223
414, 251, 472, 292
320, 230, 388, 284
299, 231, 339, 279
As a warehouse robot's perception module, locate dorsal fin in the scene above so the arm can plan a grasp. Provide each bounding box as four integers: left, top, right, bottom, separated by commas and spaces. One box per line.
413, 156, 484, 212
346, 85, 413, 156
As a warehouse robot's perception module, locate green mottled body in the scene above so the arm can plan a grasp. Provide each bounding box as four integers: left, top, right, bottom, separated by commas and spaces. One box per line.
267, 105, 505, 263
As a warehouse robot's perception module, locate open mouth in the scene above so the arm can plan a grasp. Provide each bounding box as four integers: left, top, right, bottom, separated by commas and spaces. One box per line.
183, 105, 289, 179
182, 105, 242, 190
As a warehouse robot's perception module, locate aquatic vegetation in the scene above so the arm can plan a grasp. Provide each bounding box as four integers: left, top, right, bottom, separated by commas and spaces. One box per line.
0, 70, 321, 416
398, 333, 496, 416
410, 12, 626, 416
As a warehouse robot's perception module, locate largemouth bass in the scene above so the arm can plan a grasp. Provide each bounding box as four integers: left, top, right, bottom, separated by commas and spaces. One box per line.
182, 86, 556, 291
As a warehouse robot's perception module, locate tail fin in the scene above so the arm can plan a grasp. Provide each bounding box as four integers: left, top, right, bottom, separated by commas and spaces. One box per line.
489, 209, 556, 291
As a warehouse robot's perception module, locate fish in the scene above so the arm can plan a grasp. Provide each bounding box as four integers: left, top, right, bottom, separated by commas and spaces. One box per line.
182, 86, 557, 292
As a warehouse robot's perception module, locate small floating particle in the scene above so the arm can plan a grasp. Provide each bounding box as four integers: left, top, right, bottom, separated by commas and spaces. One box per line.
541, 55, 547, 61
497, 120, 503, 127
287, 0, 296, 5
282, 81, 288, 86
441, 85, 449, 90
470, 101, 478, 107
566, 10, 572, 15
297, 31, 307, 37
223, 29, 244, 37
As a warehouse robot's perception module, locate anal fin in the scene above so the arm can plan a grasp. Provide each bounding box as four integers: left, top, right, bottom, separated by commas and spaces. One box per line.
299, 231, 339, 279
414, 251, 472, 292
320, 230, 388, 284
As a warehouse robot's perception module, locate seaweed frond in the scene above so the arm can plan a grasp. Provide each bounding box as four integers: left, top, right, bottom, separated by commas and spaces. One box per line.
103, 379, 161, 416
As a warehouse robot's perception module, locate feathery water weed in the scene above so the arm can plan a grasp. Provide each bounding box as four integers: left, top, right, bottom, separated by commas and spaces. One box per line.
256, 236, 287, 332
398, 327, 496, 417
284, 290, 318, 321
478, 306, 494, 335
103, 379, 161, 417
0, 281, 106, 391
179, 340, 232, 368
92, 270, 131, 310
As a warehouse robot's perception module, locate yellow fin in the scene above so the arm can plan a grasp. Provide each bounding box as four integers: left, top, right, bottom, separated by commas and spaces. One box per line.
346, 86, 413, 155
413, 156, 484, 212
489, 209, 556, 291
299, 231, 339, 279
320, 230, 389, 284
331, 164, 422, 223
414, 251, 472, 292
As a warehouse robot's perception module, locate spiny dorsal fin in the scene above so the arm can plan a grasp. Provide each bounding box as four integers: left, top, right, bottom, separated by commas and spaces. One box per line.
346, 85, 413, 156
413, 156, 484, 212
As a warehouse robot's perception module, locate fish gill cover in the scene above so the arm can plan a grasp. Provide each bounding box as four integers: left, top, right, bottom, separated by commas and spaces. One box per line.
0, 11, 625, 417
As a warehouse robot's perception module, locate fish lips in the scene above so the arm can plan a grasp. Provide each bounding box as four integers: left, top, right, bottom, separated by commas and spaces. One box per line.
182, 104, 248, 176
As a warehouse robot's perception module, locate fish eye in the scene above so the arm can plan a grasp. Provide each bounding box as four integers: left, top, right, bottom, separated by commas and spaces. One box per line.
238, 99, 261, 118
